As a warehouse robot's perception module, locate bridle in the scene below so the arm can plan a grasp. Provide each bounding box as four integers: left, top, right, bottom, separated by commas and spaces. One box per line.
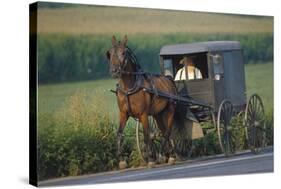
109, 45, 143, 76
108, 45, 147, 116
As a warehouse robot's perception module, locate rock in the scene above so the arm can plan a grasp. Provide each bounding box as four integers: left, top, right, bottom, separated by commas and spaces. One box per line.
119, 161, 127, 169
168, 157, 176, 165
147, 161, 156, 168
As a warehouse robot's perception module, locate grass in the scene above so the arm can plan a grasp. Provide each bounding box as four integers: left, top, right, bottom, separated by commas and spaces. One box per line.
39, 79, 117, 118
245, 63, 273, 113
37, 4, 273, 35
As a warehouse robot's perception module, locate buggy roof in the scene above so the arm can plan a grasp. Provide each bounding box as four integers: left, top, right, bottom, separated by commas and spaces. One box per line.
159, 41, 241, 55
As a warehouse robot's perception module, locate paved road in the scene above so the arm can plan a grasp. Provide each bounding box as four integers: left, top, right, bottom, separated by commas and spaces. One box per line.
39, 148, 273, 187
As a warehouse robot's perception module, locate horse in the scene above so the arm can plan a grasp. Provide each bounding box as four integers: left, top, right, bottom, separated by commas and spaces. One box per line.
106, 35, 177, 168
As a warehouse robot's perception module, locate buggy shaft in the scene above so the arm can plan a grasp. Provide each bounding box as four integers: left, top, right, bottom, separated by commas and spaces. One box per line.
142, 87, 212, 109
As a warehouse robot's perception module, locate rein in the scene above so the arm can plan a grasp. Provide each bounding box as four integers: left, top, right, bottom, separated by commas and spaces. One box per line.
120, 70, 145, 75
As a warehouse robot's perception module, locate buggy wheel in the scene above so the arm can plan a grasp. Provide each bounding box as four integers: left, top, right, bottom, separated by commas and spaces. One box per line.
136, 116, 162, 163
244, 94, 266, 154
211, 110, 216, 130
217, 100, 236, 156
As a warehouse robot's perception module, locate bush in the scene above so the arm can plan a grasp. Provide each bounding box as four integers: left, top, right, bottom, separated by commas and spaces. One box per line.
38, 92, 119, 180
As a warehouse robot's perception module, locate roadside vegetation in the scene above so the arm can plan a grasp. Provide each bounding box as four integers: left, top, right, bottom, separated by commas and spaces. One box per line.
38, 63, 273, 180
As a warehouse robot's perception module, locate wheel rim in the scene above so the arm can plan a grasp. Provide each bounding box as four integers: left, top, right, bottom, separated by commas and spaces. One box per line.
244, 94, 266, 153
217, 100, 235, 156
136, 120, 145, 162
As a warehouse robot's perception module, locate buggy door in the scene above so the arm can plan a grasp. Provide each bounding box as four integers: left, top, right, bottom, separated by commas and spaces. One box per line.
184, 53, 213, 104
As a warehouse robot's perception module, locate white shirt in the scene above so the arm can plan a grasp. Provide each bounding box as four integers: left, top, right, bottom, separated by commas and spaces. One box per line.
175, 66, 202, 81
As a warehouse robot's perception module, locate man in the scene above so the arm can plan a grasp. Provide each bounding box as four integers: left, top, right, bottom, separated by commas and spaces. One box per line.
175, 56, 202, 81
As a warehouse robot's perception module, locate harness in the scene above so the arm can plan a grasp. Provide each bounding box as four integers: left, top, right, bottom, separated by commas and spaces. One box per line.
116, 74, 144, 116
110, 46, 159, 117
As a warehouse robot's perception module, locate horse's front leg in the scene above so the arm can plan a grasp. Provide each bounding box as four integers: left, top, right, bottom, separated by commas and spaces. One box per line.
117, 112, 128, 169
140, 114, 156, 167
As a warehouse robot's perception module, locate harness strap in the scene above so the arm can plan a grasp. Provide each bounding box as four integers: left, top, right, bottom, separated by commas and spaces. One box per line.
126, 93, 133, 117
116, 74, 144, 116
111, 46, 165, 117
146, 74, 159, 105
116, 88, 131, 116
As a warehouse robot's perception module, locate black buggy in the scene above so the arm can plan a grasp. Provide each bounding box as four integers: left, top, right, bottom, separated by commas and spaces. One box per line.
136, 41, 267, 160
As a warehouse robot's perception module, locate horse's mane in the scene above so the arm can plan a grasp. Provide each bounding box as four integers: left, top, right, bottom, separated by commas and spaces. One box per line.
126, 46, 142, 71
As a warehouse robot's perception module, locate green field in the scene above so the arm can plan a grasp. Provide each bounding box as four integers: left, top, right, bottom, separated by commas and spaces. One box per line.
39, 79, 117, 117
245, 63, 273, 112
39, 63, 273, 117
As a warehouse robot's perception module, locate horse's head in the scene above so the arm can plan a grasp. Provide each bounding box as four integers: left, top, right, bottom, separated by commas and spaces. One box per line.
106, 35, 129, 78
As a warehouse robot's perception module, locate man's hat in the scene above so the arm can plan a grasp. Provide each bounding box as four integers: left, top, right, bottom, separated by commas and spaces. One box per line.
179, 56, 194, 65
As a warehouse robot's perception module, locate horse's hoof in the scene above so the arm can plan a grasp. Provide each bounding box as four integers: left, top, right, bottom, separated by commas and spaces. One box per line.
119, 161, 127, 169
168, 157, 176, 165
147, 161, 156, 168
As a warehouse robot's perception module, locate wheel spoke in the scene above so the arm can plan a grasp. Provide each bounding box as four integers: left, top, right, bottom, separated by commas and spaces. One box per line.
244, 94, 266, 153
217, 100, 234, 155
136, 116, 163, 162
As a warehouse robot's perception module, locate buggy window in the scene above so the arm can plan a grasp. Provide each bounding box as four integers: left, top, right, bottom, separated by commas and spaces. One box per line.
174, 53, 209, 81
212, 53, 223, 74
163, 59, 174, 77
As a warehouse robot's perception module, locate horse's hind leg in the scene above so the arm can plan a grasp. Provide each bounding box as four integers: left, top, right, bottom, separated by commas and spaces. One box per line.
154, 113, 166, 136
163, 102, 176, 164
117, 112, 128, 169
154, 113, 169, 163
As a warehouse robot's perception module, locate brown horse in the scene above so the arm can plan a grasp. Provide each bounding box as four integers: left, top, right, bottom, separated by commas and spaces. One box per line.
106, 35, 177, 168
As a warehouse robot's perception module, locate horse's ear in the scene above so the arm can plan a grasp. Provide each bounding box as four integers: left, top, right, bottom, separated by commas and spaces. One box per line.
122, 35, 128, 46
111, 35, 117, 46
106, 50, 110, 60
